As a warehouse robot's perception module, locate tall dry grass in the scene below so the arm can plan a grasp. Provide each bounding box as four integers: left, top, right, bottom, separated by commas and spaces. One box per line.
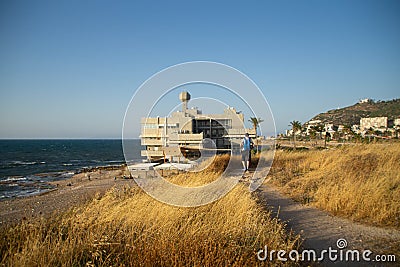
270, 143, 400, 228
163, 154, 231, 187
1, 155, 299, 266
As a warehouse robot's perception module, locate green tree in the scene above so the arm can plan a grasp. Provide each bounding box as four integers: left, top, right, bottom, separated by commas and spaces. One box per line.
308, 128, 317, 146
289, 120, 302, 149
312, 124, 324, 139
249, 117, 264, 153
365, 127, 375, 143
310, 124, 324, 147
324, 132, 331, 148
342, 125, 354, 143
248, 117, 264, 136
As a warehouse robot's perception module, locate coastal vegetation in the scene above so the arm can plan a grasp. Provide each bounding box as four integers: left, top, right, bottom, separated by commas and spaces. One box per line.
249, 117, 264, 153
248, 117, 263, 136
161, 154, 230, 186
270, 143, 400, 228
0, 155, 299, 266
289, 120, 302, 149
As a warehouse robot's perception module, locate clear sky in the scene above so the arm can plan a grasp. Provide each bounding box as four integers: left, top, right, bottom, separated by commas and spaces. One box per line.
1, 0, 399, 138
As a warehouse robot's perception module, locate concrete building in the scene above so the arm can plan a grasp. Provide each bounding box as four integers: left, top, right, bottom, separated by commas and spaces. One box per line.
337, 125, 345, 132
303, 120, 322, 135
359, 98, 372, 104
324, 123, 338, 137
360, 117, 388, 131
140, 91, 255, 161
352, 125, 361, 134
284, 114, 399, 140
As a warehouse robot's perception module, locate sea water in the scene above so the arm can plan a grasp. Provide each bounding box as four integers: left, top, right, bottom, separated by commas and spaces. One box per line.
0, 139, 142, 199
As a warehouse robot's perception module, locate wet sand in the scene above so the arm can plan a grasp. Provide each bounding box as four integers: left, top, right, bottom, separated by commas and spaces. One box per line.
0, 167, 136, 227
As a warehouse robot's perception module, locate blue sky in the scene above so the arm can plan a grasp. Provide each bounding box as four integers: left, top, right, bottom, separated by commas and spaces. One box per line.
0, 0, 399, 138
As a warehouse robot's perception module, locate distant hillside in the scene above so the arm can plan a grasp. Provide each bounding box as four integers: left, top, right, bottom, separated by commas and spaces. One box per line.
309, 98, 400, 126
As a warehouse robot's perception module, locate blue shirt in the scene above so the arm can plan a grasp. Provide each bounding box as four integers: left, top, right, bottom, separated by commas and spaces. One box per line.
243, 137, 251, 150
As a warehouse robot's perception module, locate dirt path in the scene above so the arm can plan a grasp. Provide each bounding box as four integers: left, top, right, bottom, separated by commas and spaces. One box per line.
258, 184, 399, 266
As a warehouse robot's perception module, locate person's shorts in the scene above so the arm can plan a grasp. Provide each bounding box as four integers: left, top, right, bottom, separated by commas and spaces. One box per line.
241, 150, 250, 161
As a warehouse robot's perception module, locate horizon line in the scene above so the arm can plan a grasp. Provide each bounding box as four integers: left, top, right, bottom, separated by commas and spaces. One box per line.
0, 138, 141, 140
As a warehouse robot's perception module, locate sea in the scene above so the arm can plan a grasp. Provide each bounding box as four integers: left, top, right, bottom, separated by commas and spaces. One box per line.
0, 139, 142, 200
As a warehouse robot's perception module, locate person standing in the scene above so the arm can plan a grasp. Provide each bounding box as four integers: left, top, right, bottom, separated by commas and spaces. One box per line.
241, 133, 253, 172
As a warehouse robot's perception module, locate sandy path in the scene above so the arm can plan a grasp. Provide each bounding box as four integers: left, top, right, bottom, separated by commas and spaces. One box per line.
258, 184, 399, 266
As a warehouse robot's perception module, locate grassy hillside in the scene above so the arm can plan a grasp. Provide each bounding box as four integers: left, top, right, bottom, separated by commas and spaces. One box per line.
310, 98, 400, 126
270, 143, 400, 228
0, 156, 299, 267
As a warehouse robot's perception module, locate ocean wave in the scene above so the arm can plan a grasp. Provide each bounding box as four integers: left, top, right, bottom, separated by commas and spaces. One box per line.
4, 176, 27, 182
106, 160, 124, 163
59, 172, 75, 177
11, 161, 38, 166
63, 163, 73, 166
0, 187, 53, 199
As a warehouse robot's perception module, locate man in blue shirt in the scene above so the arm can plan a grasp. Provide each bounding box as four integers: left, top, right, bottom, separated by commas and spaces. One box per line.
241, 133, 253, 172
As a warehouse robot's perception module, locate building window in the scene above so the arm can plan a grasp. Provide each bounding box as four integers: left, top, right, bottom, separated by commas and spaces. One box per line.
143, 124, 157, 129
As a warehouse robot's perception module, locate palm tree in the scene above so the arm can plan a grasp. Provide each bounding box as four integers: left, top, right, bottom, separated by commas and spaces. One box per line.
249, 117, 263, 153
289, 120, 302, 149
248, 117, 263, 136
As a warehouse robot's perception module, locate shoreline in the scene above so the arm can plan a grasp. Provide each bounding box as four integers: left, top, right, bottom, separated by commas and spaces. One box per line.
0, 163, 129, 200
0, 165, 135, 227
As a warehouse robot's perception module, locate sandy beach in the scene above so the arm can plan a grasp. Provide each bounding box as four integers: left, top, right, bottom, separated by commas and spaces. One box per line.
0, 166, 136, 227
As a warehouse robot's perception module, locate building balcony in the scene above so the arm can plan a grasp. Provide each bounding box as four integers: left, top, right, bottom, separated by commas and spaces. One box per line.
169, 133, 204, 142
225, 128, 256, 138
141, 150, 164, 157
140, 129, 163, 137
141, 139, 163, 146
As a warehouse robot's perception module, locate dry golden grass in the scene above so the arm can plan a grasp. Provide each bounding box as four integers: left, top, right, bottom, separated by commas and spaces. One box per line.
164, 154, 250, 187
166, 153, 261, 187
270, 143, 400, 228
0, 156, 299, 266
163, 154, 231, 187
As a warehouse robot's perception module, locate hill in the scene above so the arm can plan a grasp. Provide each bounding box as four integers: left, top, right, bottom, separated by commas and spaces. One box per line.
309, 98, 400, 126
